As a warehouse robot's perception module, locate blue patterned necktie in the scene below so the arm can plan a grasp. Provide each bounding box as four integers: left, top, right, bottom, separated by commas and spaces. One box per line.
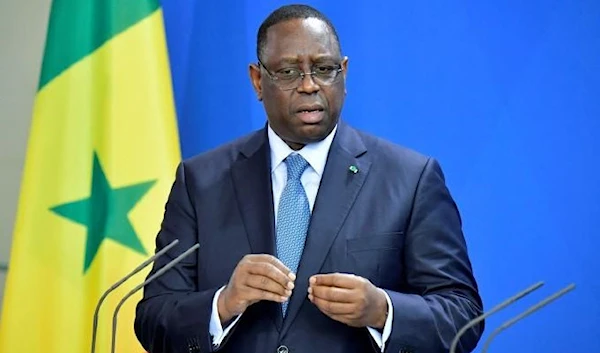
276, 153, 310, 315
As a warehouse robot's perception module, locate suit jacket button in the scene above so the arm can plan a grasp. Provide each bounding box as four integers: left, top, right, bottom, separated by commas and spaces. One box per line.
277, 345, 289, 353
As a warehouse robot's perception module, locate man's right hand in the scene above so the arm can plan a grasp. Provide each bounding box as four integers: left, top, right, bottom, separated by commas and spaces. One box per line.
217, 254, 295, 324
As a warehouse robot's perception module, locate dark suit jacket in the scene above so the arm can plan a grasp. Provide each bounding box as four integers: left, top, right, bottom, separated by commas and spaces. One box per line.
134, 122, 484, 353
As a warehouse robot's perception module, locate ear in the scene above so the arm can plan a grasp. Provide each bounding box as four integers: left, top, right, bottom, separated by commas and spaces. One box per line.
249, 63, 263, 101
341, 56, 349, 95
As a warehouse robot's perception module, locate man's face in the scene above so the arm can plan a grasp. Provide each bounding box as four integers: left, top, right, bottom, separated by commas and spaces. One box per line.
250, 18, 348, 150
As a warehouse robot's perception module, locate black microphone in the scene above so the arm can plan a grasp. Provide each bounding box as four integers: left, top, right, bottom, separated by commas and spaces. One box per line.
90, 239, 179, 353
480, 283, 575, 353
110, 243, 201, 353
449, 281, 544, 353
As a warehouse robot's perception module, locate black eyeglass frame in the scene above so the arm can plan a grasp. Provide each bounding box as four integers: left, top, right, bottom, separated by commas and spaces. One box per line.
257, 58, 344, 91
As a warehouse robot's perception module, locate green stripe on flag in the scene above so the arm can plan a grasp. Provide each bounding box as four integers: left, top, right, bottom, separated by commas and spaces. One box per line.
38, 0, 159, 90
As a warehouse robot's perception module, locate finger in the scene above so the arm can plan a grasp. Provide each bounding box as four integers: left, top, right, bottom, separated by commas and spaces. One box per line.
309, 294, 356, 315
245, 274, 292, 297
310, 273, 358, 289
247, 262, 295, 290
245, 287, 288, 303
250, 254, 296, 280
309, 285, 354, 303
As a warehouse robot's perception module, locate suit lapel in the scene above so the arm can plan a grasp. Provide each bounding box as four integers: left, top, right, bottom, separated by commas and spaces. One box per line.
280, 123, 371, 337
231, 129, 284, 329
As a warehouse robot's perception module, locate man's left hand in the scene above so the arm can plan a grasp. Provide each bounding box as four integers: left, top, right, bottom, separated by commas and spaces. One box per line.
308, 273, 388, 329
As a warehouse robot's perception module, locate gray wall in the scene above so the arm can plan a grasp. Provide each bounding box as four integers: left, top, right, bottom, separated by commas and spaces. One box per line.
0, 0, 51, 313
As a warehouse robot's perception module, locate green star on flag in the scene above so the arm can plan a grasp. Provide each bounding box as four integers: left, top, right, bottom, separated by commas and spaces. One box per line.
50, 152, 155, 272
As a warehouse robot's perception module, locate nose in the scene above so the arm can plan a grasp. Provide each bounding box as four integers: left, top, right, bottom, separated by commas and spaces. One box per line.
297, 72, 320, 94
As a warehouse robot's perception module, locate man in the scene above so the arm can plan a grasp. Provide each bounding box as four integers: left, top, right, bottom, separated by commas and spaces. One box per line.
135, 4, 484, 353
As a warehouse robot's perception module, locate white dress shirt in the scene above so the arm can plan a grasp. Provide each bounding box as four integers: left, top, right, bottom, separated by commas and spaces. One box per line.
208, 124, 394, 350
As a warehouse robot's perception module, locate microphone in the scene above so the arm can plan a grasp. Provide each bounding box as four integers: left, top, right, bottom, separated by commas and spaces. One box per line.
480, 283, 575, 353
90, 239, 179, 353
110, 243, 201, 353
449, 281, 544, 353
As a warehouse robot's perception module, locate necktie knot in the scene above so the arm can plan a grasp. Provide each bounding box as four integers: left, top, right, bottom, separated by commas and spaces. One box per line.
284, 153, 309, 181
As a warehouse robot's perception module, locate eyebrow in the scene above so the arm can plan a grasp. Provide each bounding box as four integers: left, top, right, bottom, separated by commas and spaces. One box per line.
276, 55, 340, 65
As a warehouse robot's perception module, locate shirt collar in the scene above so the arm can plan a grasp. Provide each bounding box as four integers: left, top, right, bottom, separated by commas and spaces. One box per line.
268, 123, 337, 176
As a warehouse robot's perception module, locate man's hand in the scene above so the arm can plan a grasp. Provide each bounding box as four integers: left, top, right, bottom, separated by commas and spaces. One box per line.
308, 273, 388, 329
218, 254, 295, 324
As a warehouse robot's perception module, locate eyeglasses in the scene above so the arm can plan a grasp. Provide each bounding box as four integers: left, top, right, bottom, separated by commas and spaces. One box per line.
258, 59, 344, 91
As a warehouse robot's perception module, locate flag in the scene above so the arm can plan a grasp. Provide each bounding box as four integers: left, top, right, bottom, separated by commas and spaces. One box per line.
0, 0, 180, 352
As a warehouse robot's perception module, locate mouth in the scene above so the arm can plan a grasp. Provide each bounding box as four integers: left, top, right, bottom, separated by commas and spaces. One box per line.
295, 105, 325, 124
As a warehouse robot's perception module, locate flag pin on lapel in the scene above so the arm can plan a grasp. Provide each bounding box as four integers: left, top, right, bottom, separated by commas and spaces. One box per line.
349, 165, 359, 174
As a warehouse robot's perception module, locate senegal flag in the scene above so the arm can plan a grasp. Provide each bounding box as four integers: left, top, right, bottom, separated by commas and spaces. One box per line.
0, 0, 180, 352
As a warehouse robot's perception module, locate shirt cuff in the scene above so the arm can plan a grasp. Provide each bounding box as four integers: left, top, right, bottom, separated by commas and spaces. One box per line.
366, 290, 394, 352
209, 286, 242, 347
